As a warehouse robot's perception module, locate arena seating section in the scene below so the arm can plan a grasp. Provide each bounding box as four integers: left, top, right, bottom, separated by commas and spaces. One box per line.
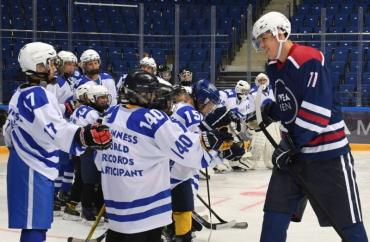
291, 0, 370, 106
1, 0, 254, 103
1, 0, 369, 106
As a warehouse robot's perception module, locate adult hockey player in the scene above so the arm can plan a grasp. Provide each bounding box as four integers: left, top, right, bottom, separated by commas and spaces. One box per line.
3, 42, 112, 242
77, 49, 117, 105
252, 11, 368, 242
246, 73, 280, 169
94, 71, 233, 242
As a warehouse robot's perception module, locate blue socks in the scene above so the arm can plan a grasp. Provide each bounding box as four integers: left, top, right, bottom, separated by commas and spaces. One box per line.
342, 222, 368, 242
260, 211, 291, 242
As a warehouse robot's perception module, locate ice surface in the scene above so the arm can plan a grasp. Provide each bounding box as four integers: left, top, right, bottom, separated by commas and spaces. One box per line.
1, 152, 369, 242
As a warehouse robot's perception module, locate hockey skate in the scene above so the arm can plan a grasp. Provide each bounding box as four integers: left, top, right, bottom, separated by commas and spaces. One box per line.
63, 201, 81, 221
81, 207, 96, 225
57, 190, 69, 206
213, 162, 231, 173
240, 152, 256, 170
53, 200, 62, 217
230, 160, 248, 172
53, 194, 64, 216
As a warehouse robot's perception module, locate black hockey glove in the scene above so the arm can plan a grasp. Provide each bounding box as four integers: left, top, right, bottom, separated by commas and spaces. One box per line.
246, 101, 275, 131
201, 129, 234, 151
272, 136, 296, 169
77, 123, 112, 150
222, 142, 245, 161
199, 106, 231, 131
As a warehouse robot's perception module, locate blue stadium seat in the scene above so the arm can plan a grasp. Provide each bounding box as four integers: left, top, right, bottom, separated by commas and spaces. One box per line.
362, 73, 370, 84
345, 73, 358, 85
180, 49, 192, 62
332, 48, 349, 62
331, 61, 346, 73
334, 14, 349, 27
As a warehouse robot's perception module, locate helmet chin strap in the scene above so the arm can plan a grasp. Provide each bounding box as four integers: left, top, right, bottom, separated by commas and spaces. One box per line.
274, 37, 284, 60
274, 33, 289, 60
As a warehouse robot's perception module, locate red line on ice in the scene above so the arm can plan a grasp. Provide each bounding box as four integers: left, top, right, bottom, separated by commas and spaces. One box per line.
239, 199, 265, 211
240, 191, 266, 196
212, 197, 231, 206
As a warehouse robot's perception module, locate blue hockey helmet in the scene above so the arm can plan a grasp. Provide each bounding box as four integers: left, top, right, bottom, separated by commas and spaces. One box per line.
192, 79, 220, 106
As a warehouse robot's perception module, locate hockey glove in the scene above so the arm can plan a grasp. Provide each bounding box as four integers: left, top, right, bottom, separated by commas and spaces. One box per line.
272, 136, 296, 169
201, 129, 234, 151
222, 142, 245, 161
64, 100, 76, 118
78, 123, 112, 150
199, 106, 231, 131
246, 101, 275, 131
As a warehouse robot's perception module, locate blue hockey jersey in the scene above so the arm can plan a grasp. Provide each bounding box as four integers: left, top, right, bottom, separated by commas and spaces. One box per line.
266, 43, 349, 161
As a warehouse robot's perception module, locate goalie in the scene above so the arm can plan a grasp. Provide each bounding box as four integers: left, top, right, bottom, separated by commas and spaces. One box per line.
245, 73, 281, 169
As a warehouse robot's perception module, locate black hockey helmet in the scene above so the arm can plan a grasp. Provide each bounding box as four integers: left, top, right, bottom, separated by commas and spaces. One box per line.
119, 70, 174, 110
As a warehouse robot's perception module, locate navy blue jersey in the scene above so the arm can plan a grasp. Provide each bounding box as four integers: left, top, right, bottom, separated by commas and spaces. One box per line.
267, 43, 349, 161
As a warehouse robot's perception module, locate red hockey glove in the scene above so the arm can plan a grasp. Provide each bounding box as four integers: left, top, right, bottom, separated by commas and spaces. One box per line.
78, 123, 112, 150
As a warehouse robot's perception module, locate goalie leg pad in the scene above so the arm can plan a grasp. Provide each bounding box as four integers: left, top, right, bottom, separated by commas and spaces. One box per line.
173, 211, 193, 236
260, 211, 290, 242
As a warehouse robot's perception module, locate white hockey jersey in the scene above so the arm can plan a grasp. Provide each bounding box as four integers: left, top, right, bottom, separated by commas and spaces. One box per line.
2, 85, 85, 180
47, 75, 74, 114
170, 102, 203, 189
46, 75, 74, 104
219, 89, 249, 120
70, 105, 102, 127
77, 72, 117, 105
116, 73, 127, 90
95, 105, 215, 234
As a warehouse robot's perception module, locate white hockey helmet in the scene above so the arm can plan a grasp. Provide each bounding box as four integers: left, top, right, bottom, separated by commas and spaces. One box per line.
58, 51, 77, 64
252, 11, 291, 58
75, 84, 90, 102
139, 57, 157, 73
80, 49, 100, 64
18, 42, 57, 75
86, 85, 111, 105
255, 73, 270, 88
235, 80, 251, 100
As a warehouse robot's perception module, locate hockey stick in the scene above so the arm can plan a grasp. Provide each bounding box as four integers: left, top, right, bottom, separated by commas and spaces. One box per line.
67, 232, 106, 242
199, 169, 210, 180
204, 167, 213, 241
197, 194, 248, 229
255, 86, 349, 242
67, 204, 106, 242
192, 211, 237, 230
